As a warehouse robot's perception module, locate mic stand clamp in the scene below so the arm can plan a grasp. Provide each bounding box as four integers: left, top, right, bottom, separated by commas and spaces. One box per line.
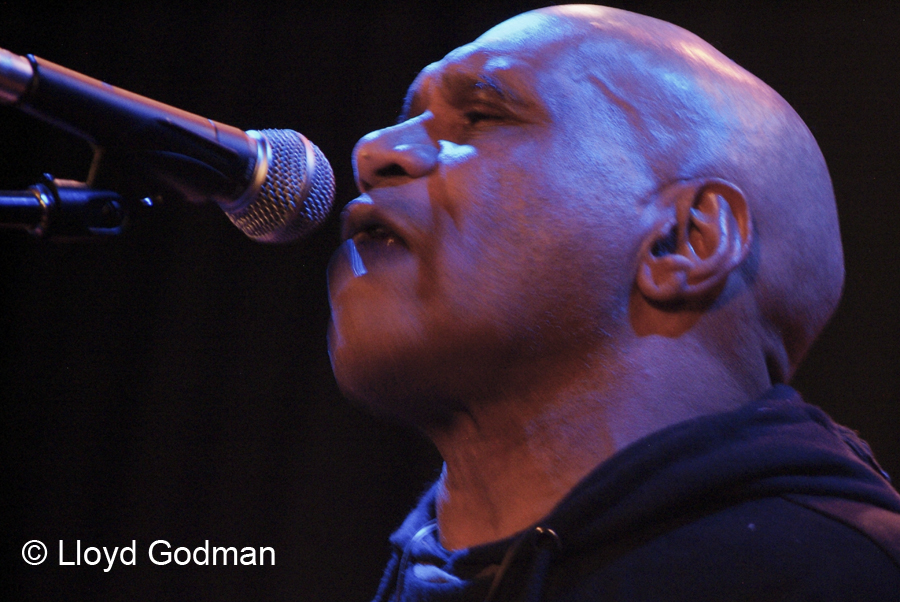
0, 173, 146, 239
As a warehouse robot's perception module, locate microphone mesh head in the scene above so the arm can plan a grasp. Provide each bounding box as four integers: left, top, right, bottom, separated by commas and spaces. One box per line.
225, 128, 335, 243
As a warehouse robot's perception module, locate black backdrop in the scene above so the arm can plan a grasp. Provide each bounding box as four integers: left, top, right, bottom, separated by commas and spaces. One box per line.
2, 1, 898, 600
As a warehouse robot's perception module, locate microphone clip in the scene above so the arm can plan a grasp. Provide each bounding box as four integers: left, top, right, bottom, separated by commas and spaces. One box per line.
0, 173, 150, 240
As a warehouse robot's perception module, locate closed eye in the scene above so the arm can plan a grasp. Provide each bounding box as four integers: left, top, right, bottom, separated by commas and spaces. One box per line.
464, 110, 504, 125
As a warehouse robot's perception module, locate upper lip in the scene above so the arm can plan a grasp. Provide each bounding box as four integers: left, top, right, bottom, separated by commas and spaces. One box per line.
340, 195, 411, 248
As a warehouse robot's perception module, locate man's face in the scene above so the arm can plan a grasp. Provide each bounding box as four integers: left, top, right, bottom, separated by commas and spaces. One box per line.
327, 13, 648, 424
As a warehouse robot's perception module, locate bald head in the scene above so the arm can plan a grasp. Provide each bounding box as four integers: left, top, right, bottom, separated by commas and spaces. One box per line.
330, 5, 843, 422
478, 5, 845, 379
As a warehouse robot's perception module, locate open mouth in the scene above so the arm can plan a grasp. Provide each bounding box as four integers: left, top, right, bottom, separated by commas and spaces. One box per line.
340, 221, 408, 278
354, 223, 405, 247
343, 202, 410, 249
339, 196, 413, 265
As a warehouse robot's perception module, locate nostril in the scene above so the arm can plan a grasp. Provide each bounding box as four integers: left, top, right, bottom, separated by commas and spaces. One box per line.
353, 122, 438, 192
376, 164, 409, 179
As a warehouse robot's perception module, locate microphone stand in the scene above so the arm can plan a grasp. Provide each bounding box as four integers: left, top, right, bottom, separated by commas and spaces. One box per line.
0, 173, 149, 239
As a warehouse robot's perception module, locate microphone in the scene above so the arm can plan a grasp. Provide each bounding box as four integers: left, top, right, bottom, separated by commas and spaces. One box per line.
0, 47, 334, 242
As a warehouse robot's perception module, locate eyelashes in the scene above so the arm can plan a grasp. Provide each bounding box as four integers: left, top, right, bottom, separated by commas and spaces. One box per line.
461, 99, 519, 128
463, 110, 505, 125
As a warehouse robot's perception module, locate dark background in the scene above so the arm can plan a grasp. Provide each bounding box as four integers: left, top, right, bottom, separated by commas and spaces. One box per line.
2, 1, 898, 600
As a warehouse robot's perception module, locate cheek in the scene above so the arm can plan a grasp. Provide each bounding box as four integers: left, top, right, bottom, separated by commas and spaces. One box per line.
444, 177, 635, 344
424, 219, 569, 358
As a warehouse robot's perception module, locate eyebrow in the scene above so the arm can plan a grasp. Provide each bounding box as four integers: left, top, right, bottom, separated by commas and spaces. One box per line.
398, 64, 532, 123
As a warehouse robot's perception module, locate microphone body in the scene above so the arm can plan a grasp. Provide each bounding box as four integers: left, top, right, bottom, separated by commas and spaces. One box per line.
0, 47, 334, 242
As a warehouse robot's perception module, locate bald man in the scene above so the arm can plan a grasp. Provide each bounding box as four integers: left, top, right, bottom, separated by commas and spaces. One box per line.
327, 5, 900, 601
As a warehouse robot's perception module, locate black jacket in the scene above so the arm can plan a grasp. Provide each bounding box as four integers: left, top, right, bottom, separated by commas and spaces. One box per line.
372, 386, 900, 601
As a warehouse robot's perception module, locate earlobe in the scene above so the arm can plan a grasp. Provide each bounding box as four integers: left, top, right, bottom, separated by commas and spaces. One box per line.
637, 179, 752, 304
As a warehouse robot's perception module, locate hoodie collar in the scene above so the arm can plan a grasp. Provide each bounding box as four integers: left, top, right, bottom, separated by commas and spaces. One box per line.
377, 385, 900, 601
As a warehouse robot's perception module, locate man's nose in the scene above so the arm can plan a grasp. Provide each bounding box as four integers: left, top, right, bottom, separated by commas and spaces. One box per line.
353, 115, 438, 192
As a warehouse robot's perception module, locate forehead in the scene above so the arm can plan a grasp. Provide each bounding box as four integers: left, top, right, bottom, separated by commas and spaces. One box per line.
402, 12, 584, 117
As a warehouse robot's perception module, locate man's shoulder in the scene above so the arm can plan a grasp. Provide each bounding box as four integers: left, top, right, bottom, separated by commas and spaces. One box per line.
781, 492, 900, 567
550, 495, 900, 601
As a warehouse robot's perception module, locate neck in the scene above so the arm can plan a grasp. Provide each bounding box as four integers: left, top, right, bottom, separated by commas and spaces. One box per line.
431, 390, 614, 550
426, 337, 770, 551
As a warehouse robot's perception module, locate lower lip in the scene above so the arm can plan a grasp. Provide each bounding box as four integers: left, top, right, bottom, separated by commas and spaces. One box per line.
329, 237, 412, 285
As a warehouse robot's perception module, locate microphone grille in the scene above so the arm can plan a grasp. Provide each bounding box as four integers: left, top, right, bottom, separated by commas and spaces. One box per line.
225, 128, 335, 243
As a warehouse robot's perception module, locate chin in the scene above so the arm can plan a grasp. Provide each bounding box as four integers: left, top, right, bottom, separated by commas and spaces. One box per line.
328, 323, 461, 428
328, 322, 411, 418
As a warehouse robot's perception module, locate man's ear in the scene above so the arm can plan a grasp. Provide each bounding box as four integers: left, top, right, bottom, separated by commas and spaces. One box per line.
636, 178, 752, 304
